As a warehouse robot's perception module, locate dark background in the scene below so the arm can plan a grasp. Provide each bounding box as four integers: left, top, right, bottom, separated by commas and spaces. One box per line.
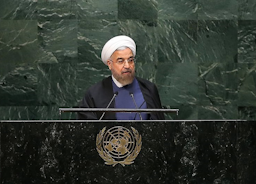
0, 0, 256, 120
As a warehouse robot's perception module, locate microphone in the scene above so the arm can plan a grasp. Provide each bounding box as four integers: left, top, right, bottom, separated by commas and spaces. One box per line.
129, 92, 143, 120
99, 92, 118, 120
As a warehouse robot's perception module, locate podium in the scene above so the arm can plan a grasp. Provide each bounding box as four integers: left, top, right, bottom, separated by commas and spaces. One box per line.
0, 108, 255, 184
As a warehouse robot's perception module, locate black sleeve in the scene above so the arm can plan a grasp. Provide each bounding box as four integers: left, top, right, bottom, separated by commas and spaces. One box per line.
137, 77, 165, 120
77, 76, 116, 120
77, 90, 98, 120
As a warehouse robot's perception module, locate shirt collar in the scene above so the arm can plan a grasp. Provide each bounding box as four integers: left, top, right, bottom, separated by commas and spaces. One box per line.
111, 75, 124, 88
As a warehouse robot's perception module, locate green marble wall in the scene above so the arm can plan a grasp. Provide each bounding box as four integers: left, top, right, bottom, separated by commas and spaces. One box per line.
0, 0, 256, 120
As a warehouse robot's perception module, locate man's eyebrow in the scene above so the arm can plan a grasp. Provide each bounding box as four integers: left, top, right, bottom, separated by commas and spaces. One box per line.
116, 56, 134, 60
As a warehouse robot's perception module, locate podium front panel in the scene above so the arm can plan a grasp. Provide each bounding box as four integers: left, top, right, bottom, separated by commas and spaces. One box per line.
0, 120, 255, 184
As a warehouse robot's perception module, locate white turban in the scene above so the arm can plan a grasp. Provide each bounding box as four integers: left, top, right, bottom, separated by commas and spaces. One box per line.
101, 35, 136, 65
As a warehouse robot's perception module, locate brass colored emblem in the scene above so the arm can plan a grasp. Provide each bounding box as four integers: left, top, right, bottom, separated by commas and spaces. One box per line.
96, 126, 142, 166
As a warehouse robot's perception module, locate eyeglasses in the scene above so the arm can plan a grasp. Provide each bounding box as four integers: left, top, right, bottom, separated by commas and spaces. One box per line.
110, 57, 136, 66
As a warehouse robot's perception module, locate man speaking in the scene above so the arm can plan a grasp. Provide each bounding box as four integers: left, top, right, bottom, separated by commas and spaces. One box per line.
78, 35, 164, 120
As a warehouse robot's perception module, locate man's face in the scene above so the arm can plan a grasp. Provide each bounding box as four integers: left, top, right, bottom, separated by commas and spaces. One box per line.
107, 48, 135, 86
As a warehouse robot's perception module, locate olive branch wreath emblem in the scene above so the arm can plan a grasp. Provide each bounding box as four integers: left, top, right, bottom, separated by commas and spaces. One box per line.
96, 126, 142, 166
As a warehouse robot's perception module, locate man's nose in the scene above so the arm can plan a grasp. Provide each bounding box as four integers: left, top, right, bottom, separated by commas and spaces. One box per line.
123, 60, 131, 67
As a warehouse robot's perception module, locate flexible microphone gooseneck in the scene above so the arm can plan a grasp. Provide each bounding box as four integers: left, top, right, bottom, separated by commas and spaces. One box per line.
133, 100, 146, 120
129, 92, 143, 120
99, 92, 118, 120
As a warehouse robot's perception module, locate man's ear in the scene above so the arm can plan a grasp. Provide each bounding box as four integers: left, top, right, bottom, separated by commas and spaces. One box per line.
107, 60, 112, 70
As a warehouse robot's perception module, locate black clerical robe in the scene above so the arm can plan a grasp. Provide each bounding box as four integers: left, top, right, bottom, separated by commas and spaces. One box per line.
78, 76, 164, 120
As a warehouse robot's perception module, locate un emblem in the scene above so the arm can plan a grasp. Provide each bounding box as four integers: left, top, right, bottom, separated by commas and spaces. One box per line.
96, 126, 142, 166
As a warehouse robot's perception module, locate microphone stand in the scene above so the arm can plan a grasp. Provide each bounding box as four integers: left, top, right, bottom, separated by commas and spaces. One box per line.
130, 92, 143, 120
99, 92, 118, 120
